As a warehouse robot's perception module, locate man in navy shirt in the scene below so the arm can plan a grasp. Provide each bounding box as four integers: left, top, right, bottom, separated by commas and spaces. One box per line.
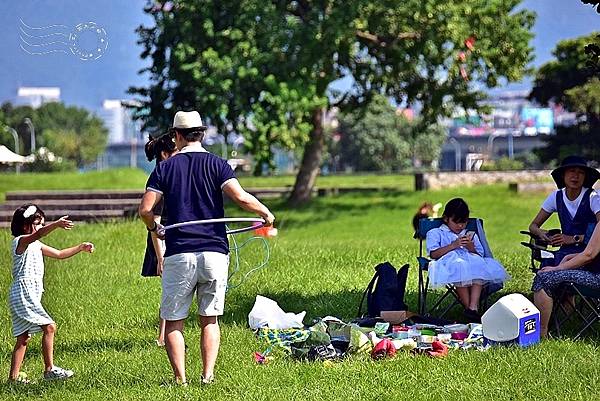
139, 111, 275, 386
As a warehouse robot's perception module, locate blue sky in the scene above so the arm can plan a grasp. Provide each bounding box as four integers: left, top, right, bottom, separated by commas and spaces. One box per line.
0, 0, 598, 112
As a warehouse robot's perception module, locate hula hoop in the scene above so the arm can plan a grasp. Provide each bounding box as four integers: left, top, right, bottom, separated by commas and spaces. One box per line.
159, 217, 265, 236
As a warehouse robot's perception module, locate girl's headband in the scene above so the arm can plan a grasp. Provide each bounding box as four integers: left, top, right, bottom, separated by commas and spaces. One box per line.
23, 205, 37, 218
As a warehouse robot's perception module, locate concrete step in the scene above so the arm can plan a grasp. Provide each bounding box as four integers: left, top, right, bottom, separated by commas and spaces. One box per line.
0, 208, 126, 220
0, 209, 128, 228
0, 199, 141, 211
5, 190, 143, 201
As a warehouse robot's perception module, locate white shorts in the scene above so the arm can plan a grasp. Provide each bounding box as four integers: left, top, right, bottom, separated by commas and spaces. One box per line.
160, 251, 229, 320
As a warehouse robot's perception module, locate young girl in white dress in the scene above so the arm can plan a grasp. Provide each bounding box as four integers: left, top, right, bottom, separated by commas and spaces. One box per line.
8, 204, 94, 384
426, 198, 509, 319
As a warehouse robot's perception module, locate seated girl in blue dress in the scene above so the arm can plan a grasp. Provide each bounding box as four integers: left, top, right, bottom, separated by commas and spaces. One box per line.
426, 198, 510, 319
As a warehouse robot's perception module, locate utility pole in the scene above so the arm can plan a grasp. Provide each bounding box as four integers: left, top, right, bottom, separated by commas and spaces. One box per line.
5, 126, 21, 174
23, 118, 36, 153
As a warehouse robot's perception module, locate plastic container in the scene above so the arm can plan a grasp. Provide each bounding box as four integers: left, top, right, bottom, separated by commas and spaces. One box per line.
407, 327, 421, 339
481, 293, 540, 347
443, 323, 469, 334
451, 332, 468, 340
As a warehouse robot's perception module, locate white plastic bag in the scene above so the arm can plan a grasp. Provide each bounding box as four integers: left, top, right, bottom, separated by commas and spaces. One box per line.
248, 295, 306, 330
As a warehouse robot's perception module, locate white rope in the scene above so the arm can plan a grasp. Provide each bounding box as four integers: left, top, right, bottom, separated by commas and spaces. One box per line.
158, 217, 270, 290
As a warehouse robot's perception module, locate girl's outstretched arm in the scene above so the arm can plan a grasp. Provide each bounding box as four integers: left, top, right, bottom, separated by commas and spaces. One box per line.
41, 242, 94, 260
16, 216, 74, 254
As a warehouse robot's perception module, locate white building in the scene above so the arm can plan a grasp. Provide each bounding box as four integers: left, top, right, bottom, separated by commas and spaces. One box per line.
98, 99, 141, 144
16, 87, 60, 108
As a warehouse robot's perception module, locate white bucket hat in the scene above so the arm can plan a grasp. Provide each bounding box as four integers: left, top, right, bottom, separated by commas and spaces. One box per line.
172, 111, 207, 130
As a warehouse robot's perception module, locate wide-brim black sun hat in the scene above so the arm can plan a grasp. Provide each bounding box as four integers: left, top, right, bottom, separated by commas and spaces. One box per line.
551, 155, 600, 189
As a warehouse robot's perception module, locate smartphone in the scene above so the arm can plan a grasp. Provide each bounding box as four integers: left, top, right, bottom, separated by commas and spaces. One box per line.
547, 229, 561, 236
465, 231, 476, 240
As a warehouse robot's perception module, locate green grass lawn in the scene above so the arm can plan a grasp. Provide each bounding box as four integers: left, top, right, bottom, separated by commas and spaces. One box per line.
0, 171, 591, 401
0, 168, 414, 201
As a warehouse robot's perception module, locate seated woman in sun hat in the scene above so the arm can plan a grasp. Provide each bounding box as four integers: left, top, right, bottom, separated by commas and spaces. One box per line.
533, 219, 600, 338
528, 155, 600, 267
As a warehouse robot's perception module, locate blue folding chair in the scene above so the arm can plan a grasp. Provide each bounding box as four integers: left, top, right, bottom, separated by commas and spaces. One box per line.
416, 217, 503, 318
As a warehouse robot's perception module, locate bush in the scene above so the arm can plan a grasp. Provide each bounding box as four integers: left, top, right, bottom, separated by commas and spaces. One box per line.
481, 156, 525, 171
24, 147, 76, 172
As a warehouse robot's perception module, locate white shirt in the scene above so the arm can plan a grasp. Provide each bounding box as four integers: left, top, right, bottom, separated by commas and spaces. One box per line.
541, 188, 600, 219
179, 142, 208, 153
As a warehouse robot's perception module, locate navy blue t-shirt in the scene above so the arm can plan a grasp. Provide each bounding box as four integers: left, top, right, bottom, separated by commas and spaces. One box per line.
146, 147, 236, 257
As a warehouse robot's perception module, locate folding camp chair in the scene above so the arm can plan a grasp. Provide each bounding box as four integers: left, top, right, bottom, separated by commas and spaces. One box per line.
551, 283, 600, 339
519, 229, 560, 272
520, 223, 596, 271
416, 217, 502, 318
521, 223, 600, 338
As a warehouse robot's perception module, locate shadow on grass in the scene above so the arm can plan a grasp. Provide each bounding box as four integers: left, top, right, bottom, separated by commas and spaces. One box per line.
224, 288, 430, 325
223, 286, 528, 327
243, 190, 413, 231
21, 336, 156, 359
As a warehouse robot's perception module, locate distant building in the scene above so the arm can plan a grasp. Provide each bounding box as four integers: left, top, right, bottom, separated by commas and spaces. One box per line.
94, 99, 152, 171
448, 91, 557, 137
16, 87, 60, 108
98, 99, 141, 144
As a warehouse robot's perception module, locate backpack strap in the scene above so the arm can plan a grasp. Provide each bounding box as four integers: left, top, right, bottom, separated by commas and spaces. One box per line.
357, 269, 380, 317
396, 264, 410, 310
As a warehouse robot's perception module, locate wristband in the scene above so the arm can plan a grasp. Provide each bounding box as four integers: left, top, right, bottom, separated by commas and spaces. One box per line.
147, 222, 157, 232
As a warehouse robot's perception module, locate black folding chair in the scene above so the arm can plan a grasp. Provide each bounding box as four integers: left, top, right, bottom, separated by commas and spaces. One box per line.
552, 282, 600, 339
416, 217, 502, 318
519, 229, 560, 272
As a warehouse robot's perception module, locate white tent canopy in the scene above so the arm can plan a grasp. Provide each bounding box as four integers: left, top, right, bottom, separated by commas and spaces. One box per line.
0, 145, 30, 163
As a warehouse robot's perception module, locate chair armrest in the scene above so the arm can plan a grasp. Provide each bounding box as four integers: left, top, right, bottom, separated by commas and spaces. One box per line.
520, 241, 553, 252
521, 229, 559, 247
417, 256, 430, 270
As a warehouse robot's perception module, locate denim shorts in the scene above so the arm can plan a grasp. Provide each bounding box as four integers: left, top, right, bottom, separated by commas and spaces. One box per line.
160, 251, 229, 320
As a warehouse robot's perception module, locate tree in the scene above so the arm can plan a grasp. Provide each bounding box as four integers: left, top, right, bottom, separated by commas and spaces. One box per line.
337, 95, 445, 172
338, 96, 412, 172
530, 33, 600, 163
0, 102, 108, 168
529, 34, 598, 107
1, 103, 36, 154
130, 0, 534, 204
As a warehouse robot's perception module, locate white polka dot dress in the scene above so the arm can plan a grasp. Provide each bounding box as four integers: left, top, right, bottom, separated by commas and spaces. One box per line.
8, 237, 54, 337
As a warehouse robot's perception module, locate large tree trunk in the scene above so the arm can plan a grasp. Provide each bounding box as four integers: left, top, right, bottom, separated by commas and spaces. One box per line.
288, 107, 325, 206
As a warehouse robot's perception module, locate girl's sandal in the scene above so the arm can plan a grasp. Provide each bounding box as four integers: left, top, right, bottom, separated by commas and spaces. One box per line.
8, 372, 34, 385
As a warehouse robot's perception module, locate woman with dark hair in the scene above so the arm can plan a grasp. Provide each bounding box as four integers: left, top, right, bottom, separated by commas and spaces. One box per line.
533, 223, 600, 338
141, 132, 177, 346
528, 155, 600, 266
530, 156, 600, 338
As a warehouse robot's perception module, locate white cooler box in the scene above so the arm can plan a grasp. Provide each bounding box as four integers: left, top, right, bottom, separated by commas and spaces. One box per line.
481, 293, 540, 347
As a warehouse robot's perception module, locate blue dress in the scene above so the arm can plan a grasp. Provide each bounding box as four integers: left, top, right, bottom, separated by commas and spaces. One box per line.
426, 224, 510, 289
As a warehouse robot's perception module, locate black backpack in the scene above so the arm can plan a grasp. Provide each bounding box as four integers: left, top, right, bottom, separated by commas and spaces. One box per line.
357, 262, 409, 318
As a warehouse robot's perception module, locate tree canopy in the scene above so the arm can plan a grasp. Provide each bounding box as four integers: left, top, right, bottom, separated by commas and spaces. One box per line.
0, 102, 108, 169
530, 32, 600, 163
530, 33, 599, 109
336, 95, 445, 172
130, 0, 535, 203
